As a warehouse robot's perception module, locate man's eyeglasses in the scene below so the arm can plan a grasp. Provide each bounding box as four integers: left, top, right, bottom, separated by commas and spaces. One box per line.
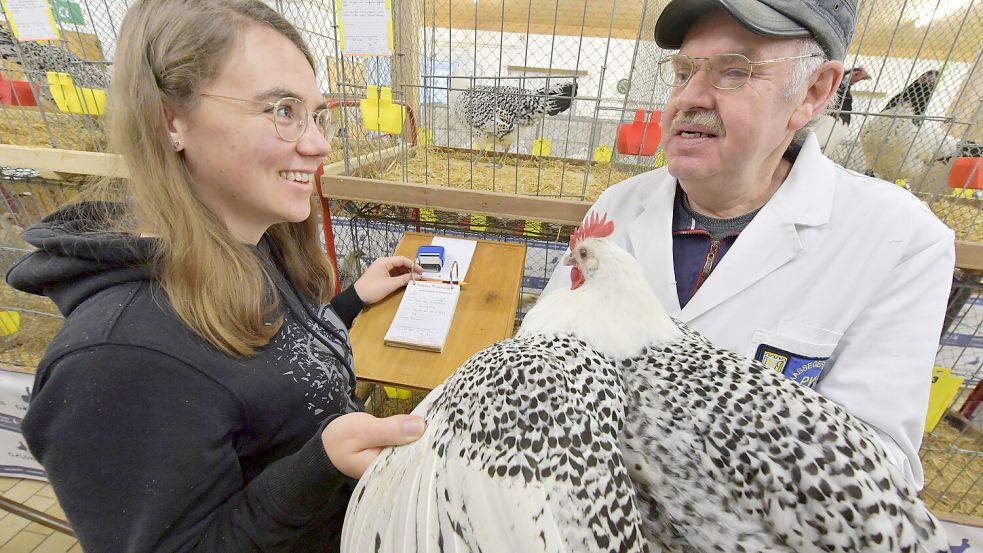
200, 93, 340, 142
658, 52, 824, 90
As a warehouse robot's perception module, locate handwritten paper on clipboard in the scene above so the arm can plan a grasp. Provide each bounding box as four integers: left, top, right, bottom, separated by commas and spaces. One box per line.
384, 281, 460, 352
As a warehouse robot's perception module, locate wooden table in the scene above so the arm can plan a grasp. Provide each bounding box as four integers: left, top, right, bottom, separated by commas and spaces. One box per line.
349, 232, 526, 391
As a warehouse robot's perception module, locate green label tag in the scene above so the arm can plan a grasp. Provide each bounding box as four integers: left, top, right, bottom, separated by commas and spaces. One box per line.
52, 0, 84, 25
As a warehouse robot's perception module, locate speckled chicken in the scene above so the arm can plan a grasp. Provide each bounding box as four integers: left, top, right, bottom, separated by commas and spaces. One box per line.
621, 321, 950, 552
449, 73, 576, 163
344, 210, 950, 552
0, 27, 109, 92
342, 213, 674, 552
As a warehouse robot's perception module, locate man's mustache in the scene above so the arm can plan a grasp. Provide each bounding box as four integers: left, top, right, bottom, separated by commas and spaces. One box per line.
669, 110, 726, 137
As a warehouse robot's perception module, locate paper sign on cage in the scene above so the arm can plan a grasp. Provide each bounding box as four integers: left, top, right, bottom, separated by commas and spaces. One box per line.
51, 0, 83, 25
336, 0, 393, 57
2, 0, 60, 41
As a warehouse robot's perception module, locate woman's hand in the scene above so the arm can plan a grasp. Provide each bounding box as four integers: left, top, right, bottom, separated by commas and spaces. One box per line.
353, 256, 422, 304
321, 412, 426, 479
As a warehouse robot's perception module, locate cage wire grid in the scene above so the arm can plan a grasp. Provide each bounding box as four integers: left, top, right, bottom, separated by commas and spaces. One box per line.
0, 0, 977, 519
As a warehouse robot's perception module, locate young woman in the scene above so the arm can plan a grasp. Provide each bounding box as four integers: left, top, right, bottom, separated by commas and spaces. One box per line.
5, 0, 424, 550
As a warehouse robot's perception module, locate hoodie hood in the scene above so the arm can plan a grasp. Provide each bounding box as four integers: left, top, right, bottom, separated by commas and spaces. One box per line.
6, 202, 156, 317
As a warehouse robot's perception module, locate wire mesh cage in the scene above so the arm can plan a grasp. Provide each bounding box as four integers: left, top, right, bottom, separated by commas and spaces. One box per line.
0, 171, 73, 372
0, 0, 119, 151
0, 0, 978, 525
326, 0, 673, 200
325, 198, 573, 314
315, 0, 983, 243
922, 269, 983, 519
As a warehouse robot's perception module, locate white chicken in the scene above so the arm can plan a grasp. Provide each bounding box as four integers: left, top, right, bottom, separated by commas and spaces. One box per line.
813, 66, 870, 155
342, 212, 673, 552
343, 211, 950, 553
859, 70, 980, 184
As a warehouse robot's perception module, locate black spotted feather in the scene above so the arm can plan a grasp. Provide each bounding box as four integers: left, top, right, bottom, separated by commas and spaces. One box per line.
342, 334, 647, 553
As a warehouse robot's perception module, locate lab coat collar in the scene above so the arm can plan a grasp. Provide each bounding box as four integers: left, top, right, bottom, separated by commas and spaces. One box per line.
625, 170, 680, 313
767, 132, 836, 229
628, 131, 836, 322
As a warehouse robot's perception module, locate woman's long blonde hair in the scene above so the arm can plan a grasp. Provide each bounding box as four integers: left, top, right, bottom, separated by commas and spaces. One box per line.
102, 0, 336, 356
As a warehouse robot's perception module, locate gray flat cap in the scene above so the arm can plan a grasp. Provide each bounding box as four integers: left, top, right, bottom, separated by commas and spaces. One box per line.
654, 0, 857, 61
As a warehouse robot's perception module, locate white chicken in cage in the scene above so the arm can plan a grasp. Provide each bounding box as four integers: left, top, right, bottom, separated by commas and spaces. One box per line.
859, 70, 982, 186
813, 66, 870, 155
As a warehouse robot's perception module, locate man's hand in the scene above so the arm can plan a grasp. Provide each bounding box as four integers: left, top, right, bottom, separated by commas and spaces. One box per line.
321, 412, 426, 478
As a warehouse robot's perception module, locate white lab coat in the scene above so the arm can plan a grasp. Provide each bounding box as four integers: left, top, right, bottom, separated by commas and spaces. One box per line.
543, 133, 955, 488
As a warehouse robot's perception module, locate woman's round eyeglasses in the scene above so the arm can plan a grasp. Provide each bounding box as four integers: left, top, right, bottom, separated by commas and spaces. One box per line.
200, 93, 341, 142
658, 52, 824, 90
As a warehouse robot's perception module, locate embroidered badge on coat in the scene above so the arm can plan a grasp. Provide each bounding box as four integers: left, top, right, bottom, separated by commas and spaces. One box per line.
755, 344, 827, 388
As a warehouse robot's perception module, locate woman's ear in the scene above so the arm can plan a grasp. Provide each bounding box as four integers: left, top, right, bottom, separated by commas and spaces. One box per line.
164, 104, 186, 152
788, 60, 844, 132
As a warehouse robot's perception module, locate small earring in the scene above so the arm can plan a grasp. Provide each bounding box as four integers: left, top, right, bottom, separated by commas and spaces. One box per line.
172, 140, 181, 151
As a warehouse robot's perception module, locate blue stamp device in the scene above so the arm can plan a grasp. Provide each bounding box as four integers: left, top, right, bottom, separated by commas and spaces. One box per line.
416, 245, 445, 272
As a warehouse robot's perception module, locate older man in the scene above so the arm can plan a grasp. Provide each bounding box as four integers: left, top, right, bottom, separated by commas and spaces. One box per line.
544, 0, 955, 488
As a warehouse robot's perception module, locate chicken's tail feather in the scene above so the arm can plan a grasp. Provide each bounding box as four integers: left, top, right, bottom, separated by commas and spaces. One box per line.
537, 81, 577, 117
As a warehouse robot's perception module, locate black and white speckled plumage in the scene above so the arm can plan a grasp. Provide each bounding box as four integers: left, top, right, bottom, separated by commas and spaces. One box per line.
450, 78, 576, 153
342, 333, 647, 552
343, 233, 950, 552
621, 321, 950, 553
0, 27, 109, 93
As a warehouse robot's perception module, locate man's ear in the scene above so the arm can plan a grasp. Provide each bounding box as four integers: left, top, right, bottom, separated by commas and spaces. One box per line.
788, 60, 845, 132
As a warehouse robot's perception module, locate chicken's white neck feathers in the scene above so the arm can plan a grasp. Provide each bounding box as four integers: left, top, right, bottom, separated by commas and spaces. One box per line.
518, 242, 680, 359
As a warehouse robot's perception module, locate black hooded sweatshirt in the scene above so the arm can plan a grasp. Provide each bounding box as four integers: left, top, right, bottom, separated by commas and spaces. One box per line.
6, 202, 367, 552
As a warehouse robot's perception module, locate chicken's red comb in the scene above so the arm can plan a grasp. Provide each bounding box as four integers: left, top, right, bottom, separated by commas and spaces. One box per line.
569, 211, 615, 249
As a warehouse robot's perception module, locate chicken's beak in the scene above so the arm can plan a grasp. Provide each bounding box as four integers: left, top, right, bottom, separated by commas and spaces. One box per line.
565, 251, 586, 290
852, 66, 870, 84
